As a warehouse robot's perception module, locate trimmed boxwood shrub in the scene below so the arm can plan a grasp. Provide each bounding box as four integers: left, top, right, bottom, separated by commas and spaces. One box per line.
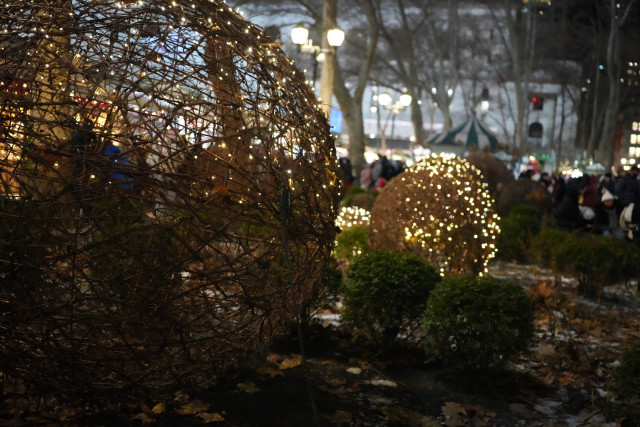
341, 250, 441, 348
610, 344, 640, 399
334, 225, 370, 262
421, 275, 534, 371
496, 204, 543, 262
341, 185, 379, 209
528, 231, 640, 297
609, 238, 640, 286
552, 234, 638, 297
528, 227, 570, 269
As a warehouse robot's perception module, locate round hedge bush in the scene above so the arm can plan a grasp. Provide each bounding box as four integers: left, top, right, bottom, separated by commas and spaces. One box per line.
342, 250, 441, 348
610, 344, 640, 399
369, 154, 500, 276
341, 185, 379, 210
421, 275, 534, 370
334, 225, 370, 263
527, 227, 571, 269
498, 179, 553, 217
0, 1, 339, 400
496, 204, 543, 262
552, 234, 640, 297
466, 152, 515, 200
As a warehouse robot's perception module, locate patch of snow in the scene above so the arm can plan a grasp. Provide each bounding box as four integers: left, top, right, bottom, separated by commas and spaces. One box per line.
533, 399, 562, 415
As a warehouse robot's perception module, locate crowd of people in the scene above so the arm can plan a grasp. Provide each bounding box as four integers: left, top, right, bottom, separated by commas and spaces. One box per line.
337, 156, 405, 191
531, 166, 640, 240
337, 154, 640, 242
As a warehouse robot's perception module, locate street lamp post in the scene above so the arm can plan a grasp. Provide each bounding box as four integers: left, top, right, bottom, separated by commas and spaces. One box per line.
291, 19, 344, 118
377, 91, 412, 153
479, 86, 490, 119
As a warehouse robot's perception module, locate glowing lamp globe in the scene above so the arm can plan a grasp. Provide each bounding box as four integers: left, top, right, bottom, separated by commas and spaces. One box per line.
0, 0, 340, 399
369, 154, 500, 276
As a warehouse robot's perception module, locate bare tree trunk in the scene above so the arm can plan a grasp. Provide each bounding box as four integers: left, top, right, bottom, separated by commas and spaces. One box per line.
319, 0, 338, 118
487, 0, 535, 150
332, 0, 379, 184
598, 0, 636, 167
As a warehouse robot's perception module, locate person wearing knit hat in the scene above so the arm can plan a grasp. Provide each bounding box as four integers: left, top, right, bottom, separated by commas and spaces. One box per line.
601, 189, 615, 204
594, 188, 623, 237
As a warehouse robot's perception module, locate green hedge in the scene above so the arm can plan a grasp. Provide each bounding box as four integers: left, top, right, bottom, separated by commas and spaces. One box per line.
496, 204, 543, 262
421, 275, 534, 371
610, 344, 640, 399
341, 250, 441, 348
529, 231, 640, 297
341, 185, 378, 209
334, 225, 370, 262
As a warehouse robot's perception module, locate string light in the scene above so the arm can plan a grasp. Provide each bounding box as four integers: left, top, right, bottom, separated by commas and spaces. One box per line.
336, 206, 371, 230
370, 154, 500, 277
0, 0, 340, 398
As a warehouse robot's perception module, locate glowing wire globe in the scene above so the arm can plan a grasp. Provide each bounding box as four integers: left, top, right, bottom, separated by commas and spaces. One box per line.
0, 0, 339, 399
369, 154, 500, 276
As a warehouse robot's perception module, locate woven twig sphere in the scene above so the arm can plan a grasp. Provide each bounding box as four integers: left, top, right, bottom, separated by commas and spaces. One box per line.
0, 0, 340, 399
369, 154, 500, 276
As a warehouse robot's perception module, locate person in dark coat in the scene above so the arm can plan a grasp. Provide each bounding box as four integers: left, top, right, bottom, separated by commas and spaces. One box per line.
581, 174, 600, 210
598, 172, 615, 197
554, 182, 587, 231
614, 165, 640, 215
551, 173, 566, 206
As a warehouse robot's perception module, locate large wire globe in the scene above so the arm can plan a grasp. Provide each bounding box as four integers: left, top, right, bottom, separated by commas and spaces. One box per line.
369, 154, 500, 276
0, 0, 340, 399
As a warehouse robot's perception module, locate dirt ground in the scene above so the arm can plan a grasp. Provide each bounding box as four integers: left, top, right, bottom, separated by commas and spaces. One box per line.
2, 262, 639, 426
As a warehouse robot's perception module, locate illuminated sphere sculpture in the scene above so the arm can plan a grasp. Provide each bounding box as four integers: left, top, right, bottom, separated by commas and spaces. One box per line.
0, 0, 340, 399
336, 206, 371, 231
369, 154, 500, 276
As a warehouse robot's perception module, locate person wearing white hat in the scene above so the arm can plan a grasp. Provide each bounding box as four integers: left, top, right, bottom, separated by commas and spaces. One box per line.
594, 189, 623, 238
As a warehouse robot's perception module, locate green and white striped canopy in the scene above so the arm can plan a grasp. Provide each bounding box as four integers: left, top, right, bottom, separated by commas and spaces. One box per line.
428, 115, 498, 150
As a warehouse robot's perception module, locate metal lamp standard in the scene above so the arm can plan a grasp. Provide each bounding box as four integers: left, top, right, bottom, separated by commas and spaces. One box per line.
291, 24, 344, 117
376, 91, 412, 153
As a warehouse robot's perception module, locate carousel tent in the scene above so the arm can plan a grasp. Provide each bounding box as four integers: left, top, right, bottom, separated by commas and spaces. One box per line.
428, 115, 499, 151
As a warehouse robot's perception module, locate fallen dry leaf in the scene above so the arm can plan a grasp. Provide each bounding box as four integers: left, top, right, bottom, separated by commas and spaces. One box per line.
266, 353, 280, 364
369, 379, 397, 387
467, 404, 497, 425
173, 390, 190, 402
51, 407, 79, 421
536, 344, 556, 357
2, 380, 26, 395
325, 378, 347, 387
321, 409, 352, 424
4, 397, 29, 417
442, 402, 467, 427
177, 399, 209, 415
237, 382, 260, 394
255, 363, 284, 378
197, 411, 225, 423
131, 412, 155, 424
279, 355, 302, 370
346, 367, 362, 375
151, 402, 166, 414
558, 372, 578, 386
377, 405, 409, 422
